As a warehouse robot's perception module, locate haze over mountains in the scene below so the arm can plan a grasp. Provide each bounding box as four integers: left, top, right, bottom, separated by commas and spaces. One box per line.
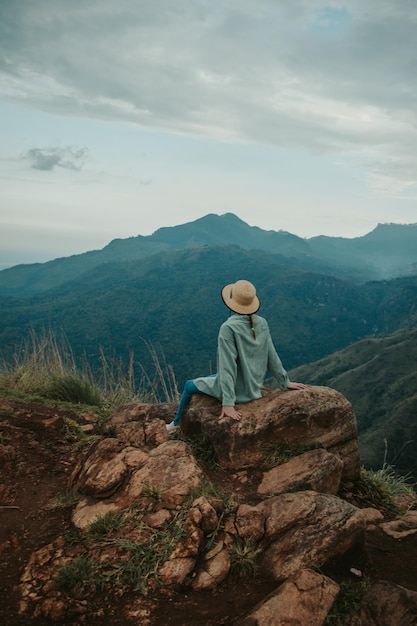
1, 213, 417, 476
1, 213, 417, 297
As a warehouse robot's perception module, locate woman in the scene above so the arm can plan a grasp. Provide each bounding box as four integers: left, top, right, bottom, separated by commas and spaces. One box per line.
166, 279, 306, 432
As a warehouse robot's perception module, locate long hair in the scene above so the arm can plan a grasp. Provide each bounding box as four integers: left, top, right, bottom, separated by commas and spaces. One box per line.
248, 314, 256, 340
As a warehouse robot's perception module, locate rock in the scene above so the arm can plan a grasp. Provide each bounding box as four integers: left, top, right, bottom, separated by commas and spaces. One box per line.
0, 444, 16, 466
380, 510, 417, 539
192, 496, 219, 534
158, 557, 196, 586
70, 439, 204, 528
361, 507, 385, 526
235, 504, 265, 541
15, 386, 375, 621
115, 419, 167, 450
257, 491, 365, 581
257, 448, 344, 496
353, 580, 417, 626
192, 540, 231, 591
107, 402, 174, 428
182, 386, 360, 481
237, 568, 340, 626
69, 438, 132, 497
33, 597, 66, 621
144, 509, 172, 528
71, 498, 122, 530
125, 440, 204, 509
42, 416, 65, 430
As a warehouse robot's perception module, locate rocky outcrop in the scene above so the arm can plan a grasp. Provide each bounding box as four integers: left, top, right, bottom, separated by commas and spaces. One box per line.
16, 385, 417, 625
237, 568, 340, 626
257, 447, 344, 496
257, 491, 365, 581
69, 438, 205, 529
353, 581, 417, 626
182, 386, 360, 481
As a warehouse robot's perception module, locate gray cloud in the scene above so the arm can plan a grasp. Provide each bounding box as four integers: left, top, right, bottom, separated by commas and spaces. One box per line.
1, 0, 417, 189
21, 147, 89, 171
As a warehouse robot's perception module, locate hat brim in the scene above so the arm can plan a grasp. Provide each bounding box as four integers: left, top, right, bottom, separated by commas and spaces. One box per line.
221, 283, 260, 315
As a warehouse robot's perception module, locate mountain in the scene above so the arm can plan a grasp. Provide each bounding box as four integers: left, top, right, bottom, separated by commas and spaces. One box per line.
1, 244, 417, 387
308, 222, 417, 280
1, 214, 417, 297
0, 246, 374, 378
290, 328, 417, 479
2, 216, 417, 478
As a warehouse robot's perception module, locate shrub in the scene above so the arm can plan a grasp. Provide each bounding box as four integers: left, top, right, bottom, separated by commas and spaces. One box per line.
355, 464, 416, 515
54, 556, 100, 595
230, 537, 261, 579
48, 372, 103, 405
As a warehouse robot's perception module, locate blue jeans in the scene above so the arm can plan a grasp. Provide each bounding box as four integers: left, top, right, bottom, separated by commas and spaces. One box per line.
173, 379, 203, 425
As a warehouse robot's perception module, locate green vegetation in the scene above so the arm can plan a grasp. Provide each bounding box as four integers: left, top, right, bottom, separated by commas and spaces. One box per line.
142, 484, 161, 499
326, 577, 372, 625
262, 441, 325, 467
49, 491, 78, 509
0, 328, 178, 411
55, 505, 189, 596
290, 328, 417, 480
86, 512, 127, 538
354, 464, 416, 515
229, 537, 261, 579
54, 555, 100, 596
173, 430, 219, 468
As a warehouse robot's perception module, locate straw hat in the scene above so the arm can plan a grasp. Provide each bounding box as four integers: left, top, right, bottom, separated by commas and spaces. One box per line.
221, 280, 260, 314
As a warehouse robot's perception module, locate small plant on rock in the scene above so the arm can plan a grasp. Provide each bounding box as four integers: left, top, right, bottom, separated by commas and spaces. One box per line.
86, 511, 126, 538
355, 464, 416, 515
326, 577, 371, 625
49, 491, 77, 509
60, 417, 87, 440
172, 431, 219, 469
230, 536, 261, 579
54, 555, 100, 596
142, 484, 161, 499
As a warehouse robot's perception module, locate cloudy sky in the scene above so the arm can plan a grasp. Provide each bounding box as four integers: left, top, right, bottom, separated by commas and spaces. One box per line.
1, 0, 417, 269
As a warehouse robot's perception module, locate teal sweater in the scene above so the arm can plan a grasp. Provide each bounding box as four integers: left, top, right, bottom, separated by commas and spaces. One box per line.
193, 314, 290, 406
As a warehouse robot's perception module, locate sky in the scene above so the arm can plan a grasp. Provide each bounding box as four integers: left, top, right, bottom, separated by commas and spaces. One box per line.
1, 0, 417, 270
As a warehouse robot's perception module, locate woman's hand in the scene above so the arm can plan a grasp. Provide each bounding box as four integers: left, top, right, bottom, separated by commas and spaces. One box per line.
287, 382, 307, 390
219, 406, 242, 420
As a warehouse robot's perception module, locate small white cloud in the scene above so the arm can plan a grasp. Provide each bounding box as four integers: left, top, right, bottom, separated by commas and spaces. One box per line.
21, 146, 89, 171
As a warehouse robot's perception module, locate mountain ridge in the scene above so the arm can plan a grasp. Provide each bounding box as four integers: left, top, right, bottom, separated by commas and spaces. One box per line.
1, 213, 417, 297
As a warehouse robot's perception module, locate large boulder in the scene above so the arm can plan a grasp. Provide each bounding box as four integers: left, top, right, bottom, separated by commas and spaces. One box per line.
353, 581, 417, 626
238, 568, 340, 626
256, 491, 365, 581
182, 386, 360, 481
70, 439, 205, 529
257, 448, 344, 496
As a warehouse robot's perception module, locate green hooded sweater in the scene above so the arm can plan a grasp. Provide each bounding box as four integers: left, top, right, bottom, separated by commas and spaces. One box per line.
193, 313, 290, 407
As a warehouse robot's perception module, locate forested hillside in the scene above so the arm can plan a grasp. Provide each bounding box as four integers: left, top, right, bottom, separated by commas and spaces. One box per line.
1, 245, 417, 390
1, 214, 417, 297
290, 329, 417, 479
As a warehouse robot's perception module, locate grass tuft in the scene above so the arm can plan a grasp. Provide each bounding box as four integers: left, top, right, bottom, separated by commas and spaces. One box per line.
262, 441, 325, 467
54, 555, 100, 595
229, 537, 261, 579
0, 328, 179, 410
355, 464, 416, 515
173, 431, 219, 468
86, 512, 126, 538
49, 491, 78, 509
326, 577, 371, 625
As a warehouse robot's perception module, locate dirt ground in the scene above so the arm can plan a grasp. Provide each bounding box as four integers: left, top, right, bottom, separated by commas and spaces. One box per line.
1, 397, 417, 626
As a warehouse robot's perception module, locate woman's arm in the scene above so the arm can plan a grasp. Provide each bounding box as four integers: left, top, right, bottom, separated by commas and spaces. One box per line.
217, 329, 239, 406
